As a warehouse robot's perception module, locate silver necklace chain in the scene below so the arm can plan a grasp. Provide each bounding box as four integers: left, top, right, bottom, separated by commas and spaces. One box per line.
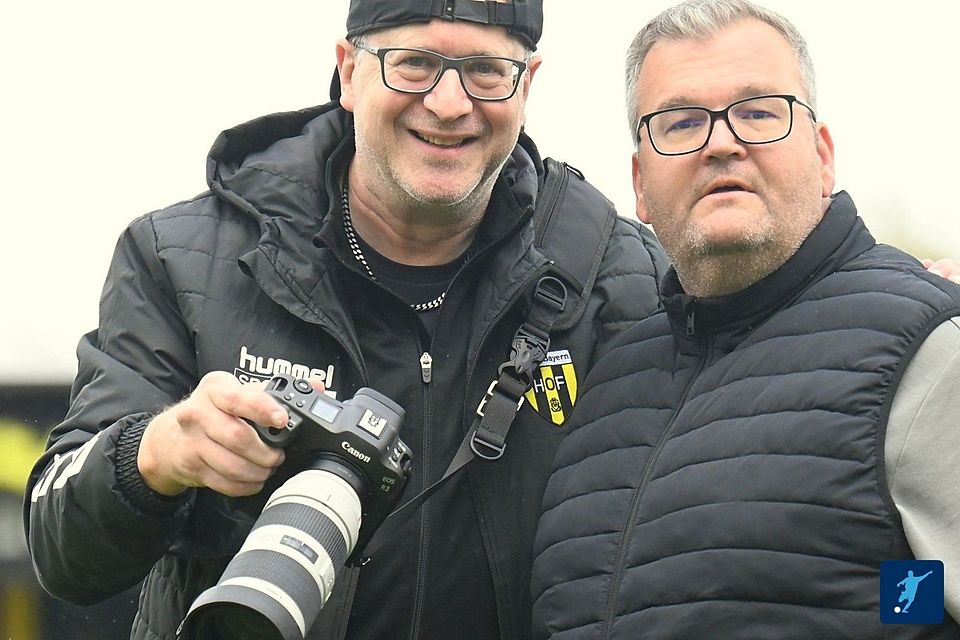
341, 185, 446, 312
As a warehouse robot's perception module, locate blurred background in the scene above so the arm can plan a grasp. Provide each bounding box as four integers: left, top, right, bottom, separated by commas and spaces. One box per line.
2, 1, 958, 637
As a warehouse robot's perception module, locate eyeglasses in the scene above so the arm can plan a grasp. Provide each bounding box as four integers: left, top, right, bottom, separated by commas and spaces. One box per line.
636, 94, 816, 156
354, 43, 527, 101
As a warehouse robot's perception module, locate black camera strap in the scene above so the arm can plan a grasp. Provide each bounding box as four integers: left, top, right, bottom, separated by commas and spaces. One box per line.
357, 275, 566, 562
357, 158, 616, 563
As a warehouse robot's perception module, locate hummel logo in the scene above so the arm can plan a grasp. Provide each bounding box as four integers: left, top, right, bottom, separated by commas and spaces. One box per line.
235, 345, 336, 394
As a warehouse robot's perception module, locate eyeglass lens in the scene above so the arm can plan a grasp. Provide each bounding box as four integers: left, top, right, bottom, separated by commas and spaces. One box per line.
381, 49, 521, 99
649, 96, 794, 154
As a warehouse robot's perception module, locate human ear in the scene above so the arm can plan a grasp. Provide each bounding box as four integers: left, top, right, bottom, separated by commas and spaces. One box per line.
815, 122, 836, 197
336, 38, 358, 112
632, 152, 651, 224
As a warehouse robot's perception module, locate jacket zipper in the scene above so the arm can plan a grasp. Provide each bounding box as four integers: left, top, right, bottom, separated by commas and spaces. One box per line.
411, 321, 435, 639
419, 352, 433, 383
410, 212, 548, 638
410, 255, 551, 638
601, 305, 710, 638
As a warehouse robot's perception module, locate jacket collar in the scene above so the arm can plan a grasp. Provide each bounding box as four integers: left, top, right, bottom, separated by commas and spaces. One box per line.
310, 123, 541, 271
206, 103, 547, 365
661, 191, 877, 344
208, 102, 542, 267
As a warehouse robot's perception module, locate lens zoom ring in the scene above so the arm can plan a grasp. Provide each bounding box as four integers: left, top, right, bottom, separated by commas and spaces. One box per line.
256, 502, 350, 571
220, 548, 323, 626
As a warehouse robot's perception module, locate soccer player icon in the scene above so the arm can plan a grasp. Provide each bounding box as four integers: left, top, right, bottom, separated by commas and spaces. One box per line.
897, 570, 933, 613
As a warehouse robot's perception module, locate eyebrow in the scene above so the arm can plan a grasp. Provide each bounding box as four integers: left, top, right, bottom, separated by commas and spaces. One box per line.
652, 86, 783, 111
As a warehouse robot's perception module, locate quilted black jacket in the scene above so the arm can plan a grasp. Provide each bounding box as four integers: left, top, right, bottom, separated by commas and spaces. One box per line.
25, 103, 667, 640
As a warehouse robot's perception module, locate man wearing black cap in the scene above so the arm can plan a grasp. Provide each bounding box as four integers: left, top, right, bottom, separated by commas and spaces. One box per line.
24, 1, 667, 639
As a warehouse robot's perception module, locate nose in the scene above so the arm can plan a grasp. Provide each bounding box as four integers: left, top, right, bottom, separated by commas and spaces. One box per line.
703, 116, 746, 160
422, 68, 474, 121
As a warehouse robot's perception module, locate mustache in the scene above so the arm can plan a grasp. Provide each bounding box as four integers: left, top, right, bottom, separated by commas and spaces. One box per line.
694, 169, 757, 198
401, 116, 485, 137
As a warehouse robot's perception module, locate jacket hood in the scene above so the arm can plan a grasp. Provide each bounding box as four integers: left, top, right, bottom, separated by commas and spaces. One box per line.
206, 102, 344, 244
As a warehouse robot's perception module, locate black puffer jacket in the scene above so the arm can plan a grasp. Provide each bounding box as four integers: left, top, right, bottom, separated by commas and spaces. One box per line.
25, 103, 667, 640
531, 195, 960, 639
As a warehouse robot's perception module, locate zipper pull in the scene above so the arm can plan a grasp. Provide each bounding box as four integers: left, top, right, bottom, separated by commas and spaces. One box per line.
420, 352, 433, 384
684, 299, 696, 336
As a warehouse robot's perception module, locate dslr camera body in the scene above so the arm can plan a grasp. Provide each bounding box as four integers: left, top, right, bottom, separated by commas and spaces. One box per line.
178, 374, 413, 640
257, 375, 413, 557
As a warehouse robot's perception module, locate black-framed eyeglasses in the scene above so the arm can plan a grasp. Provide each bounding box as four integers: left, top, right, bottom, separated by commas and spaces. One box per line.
636, 94, 817, 156
354, 43, 527, 101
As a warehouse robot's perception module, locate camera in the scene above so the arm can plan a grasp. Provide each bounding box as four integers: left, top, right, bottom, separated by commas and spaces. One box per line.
177, 374, 413, 640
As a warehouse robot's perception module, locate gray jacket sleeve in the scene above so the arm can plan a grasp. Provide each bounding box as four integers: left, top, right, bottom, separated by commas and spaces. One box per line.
886, 316, 960, 618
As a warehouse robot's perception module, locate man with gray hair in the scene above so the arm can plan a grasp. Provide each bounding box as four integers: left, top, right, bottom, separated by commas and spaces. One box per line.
531, 0, 960, 637
23, 1, 670, 639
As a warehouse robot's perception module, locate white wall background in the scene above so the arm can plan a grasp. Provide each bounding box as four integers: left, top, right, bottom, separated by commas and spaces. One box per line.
2, 1, 958, 384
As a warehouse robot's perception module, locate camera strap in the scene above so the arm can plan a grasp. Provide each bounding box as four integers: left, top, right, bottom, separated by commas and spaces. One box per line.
357, 275, 566, 562
358, 158, 615, 563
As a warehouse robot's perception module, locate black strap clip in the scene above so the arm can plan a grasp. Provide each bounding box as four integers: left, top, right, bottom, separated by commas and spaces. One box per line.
497, 276, 567, 384
470, 275, 568, 461
498, 328, 549, 386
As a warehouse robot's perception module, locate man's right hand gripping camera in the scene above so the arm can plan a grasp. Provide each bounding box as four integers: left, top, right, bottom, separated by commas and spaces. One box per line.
178, 374, 413, 640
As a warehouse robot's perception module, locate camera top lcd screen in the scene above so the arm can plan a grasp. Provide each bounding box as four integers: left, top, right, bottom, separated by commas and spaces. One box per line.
310, 397, 341, 424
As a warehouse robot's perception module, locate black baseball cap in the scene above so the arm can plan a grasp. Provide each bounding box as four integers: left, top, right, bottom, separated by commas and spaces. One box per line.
331, 0, 543, 99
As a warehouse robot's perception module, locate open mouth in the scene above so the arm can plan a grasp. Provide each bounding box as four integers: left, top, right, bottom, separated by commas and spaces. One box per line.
710, 184, 747, 195
412, 131, 474, 148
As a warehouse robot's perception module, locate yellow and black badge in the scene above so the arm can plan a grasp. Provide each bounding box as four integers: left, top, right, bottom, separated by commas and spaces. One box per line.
524, 349, 578, 426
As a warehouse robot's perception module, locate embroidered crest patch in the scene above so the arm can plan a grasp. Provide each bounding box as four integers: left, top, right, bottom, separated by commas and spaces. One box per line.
524, 349, 578, 426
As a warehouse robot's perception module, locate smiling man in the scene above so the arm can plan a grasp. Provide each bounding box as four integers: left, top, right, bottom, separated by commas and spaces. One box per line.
531, 1, 960, 638
23, 1, 669, 639
338, 13, 539, 262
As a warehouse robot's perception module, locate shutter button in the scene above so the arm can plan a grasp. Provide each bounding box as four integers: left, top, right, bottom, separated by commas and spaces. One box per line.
293, 379, 313, 394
